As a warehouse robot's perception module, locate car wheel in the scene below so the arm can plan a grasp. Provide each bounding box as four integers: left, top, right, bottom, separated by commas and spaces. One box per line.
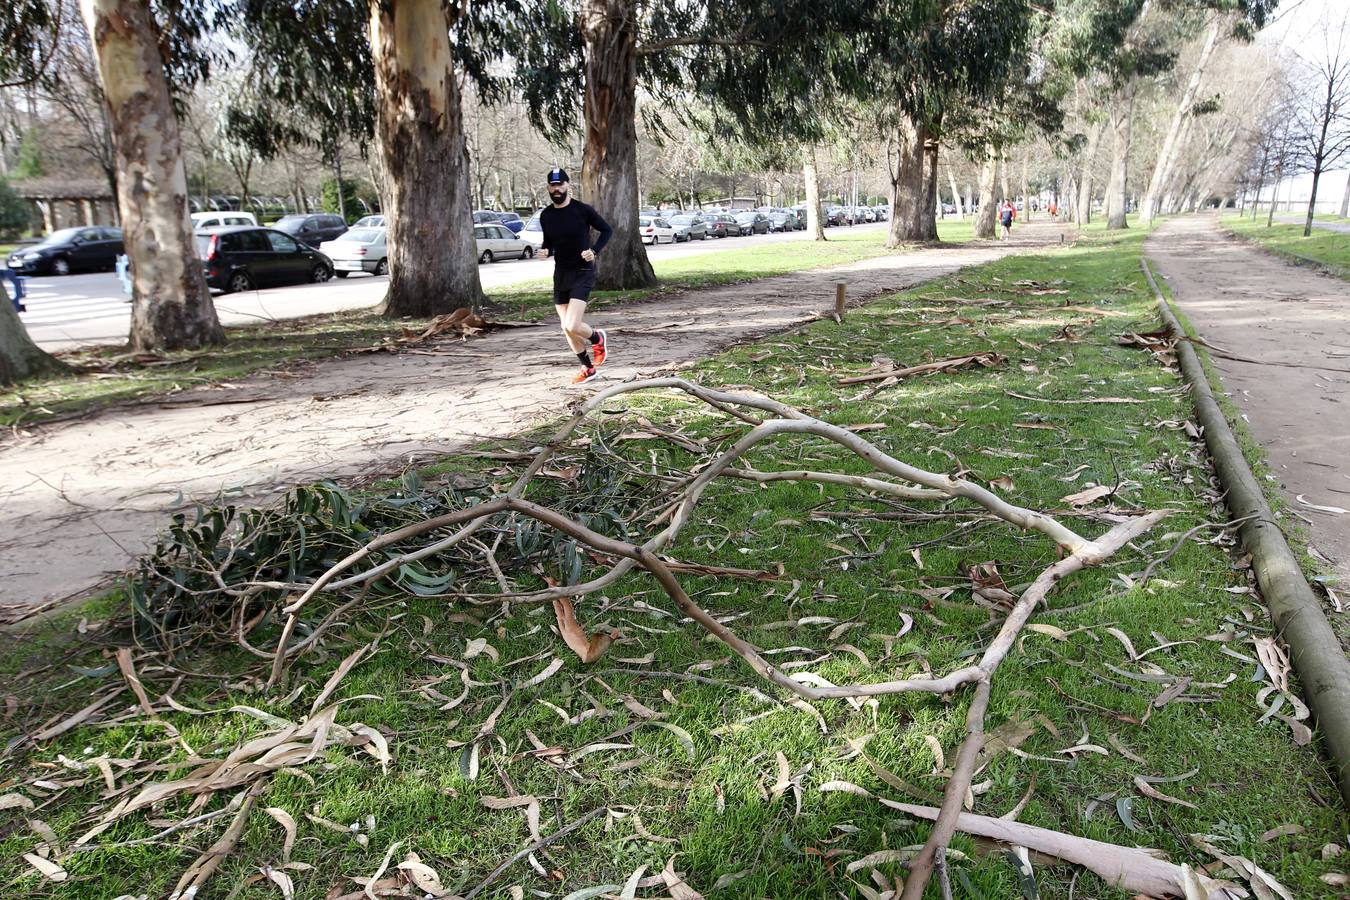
375, 258, 389, 276
226, 270, 252, 294
522, 246, 534, 259
702, 231, 710, 240
335, 271, 349, 278
480, 250, 493, 263
51, 257, 71, 276
310, 263, 331, 283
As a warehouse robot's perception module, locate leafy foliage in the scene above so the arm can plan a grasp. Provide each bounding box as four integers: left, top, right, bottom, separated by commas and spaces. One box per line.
0, 178, 31, 237
128, 447, 643, 651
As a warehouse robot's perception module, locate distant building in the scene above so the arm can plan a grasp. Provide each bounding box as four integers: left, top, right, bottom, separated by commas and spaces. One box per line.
706, 196, 760, 210
10, 177, 118, 234
1248, 169, 1350, 214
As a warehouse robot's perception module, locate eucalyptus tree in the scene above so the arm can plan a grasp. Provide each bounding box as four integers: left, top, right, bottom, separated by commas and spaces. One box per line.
517, 0, 875, 289
3, 0, 223, 352
223, 0, 522, 317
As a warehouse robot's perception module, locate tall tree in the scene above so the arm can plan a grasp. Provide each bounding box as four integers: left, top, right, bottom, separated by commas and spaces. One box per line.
1294, 12, 1350, 236
82, 0, 223, 350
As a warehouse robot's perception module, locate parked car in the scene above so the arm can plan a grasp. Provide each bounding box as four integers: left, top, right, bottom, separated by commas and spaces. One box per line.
352, 215, 386, 228
475, 224, 534, 262
823, 206, 845, 226
496, 212, 525, 234
192, 211, 258, 230
319, 228, 389, 278
639, 216, 677, 244
196, 226, 334, 293
272, 213, 349, 247
704, 213, 738, 238
6, 227, 124, 275
733, 211, 770, 234
766, 208, 798, 232
873, 206, 890, 221
520, 213, 545, 247
791, 205, 810, 228
669, 214, 708, 241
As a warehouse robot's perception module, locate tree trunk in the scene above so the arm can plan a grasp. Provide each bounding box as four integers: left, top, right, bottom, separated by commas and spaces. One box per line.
886, 115, 937, 246
1020, 153, 1030, 222
1140, 18, 1221, 226
1076, 120, 1104, 226
1304, 166, 1324, 238
1105, 84, 1136, 230
803, 145, 826, 241
1267, 164, 1281, 227
0, 302, 66, 385
946, 163, 963, 220
974, 148, 999, 239
580, 0, 655, 290
80, 0, 223, 351
369, 0, 483, 317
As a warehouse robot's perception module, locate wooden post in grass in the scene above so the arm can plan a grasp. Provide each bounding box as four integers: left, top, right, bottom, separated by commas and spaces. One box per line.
835, 282, 847, 322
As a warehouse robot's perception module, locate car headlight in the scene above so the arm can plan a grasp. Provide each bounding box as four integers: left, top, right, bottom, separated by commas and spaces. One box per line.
20, 252, 41, 260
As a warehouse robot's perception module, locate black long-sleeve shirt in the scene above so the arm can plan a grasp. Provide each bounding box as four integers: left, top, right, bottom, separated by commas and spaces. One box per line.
540, 199, 612, 269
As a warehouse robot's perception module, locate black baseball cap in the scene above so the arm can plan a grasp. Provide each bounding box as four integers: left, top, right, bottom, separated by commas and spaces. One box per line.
547, 168, 569, 184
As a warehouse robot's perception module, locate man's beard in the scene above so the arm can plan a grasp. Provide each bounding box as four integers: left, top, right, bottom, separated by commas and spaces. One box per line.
549, 189, 568, 205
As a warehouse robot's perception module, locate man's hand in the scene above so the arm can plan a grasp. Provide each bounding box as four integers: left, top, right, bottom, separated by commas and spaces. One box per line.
580, 248, 595, 262
538, 248, 549, 260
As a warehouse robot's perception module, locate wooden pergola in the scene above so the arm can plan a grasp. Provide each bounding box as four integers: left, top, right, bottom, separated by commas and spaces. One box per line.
10, 177, 118, 234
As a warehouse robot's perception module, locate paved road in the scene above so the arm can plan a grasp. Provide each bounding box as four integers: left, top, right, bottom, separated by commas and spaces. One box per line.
19, 223, 887, 350
1275, 214, 1350, 234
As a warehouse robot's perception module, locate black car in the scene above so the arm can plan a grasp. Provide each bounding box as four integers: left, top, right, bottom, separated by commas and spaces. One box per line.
733, 211, 770, 235
196, 226, 334, 294
272, 213, 349, 247
6, 227, 124, 276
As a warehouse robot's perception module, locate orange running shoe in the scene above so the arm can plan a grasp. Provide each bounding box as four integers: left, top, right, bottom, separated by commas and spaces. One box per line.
591, 328, 608, 367
571, 365, 598, 385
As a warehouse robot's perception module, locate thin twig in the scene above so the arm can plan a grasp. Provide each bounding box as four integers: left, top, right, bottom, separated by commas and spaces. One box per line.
462, 806, 605, 900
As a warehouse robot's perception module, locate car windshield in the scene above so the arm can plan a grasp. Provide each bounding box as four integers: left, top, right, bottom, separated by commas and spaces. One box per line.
342, 229, 383, 243
524, 216, 541, 231
639, 218, 654, 226
273, 216, 306, 231
194, 235, 214, 259
499, 213, 520, 222
671, 216, 693, 225
40, 228, 84, 245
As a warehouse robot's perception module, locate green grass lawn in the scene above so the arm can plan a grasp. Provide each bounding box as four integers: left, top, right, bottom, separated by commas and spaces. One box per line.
2, 225, 956, 429
2, 229, 1343, 899
1222, 214, 1350, 277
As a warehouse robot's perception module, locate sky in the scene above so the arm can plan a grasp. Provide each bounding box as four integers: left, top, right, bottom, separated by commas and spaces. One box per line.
1260, 0, 1346, 64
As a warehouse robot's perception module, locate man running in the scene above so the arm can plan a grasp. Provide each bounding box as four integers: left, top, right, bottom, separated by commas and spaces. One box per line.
538, 167, 613, 385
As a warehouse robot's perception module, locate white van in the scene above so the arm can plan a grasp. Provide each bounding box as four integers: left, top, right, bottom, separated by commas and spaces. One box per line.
192, 211, 259, 230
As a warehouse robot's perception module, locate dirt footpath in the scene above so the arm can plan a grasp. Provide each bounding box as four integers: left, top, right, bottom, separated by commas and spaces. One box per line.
1147, 216, 1350, 592
1, 224, 1066, 617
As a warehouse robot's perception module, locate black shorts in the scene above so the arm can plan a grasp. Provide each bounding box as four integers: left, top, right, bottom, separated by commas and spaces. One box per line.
553, 265, 596, 305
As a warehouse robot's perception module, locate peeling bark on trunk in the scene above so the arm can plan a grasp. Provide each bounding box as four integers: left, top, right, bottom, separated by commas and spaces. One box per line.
370, 0, 483, 317
580, 0, 655, 290
803, 145, 826, 241
80, 0, 223, 352
1140, 18, 1221, 226
886, 115, 937, 246
0, 303, 66, 384
1105, 84, 1136, 230
974, 149, 999, 239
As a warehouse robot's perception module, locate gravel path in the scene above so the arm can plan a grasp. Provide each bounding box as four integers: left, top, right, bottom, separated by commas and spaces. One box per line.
1, 224, 1066, 618
1148, 216, 1350, 595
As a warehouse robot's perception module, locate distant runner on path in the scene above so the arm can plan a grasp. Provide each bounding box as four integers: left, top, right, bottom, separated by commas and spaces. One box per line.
1000, 200, 1016, 240
538, 167, 613, 385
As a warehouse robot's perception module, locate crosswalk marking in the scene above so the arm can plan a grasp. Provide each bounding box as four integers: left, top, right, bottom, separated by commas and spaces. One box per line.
18, 285, 130, 326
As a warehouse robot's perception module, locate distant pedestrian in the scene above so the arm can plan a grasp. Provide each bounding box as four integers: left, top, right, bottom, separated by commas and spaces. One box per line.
999, 201, 1016, 240
538, 167, 613, 385
2, 265, 25, 313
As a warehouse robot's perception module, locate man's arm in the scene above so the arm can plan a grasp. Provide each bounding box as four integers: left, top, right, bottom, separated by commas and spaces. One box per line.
588, 205, 613, 254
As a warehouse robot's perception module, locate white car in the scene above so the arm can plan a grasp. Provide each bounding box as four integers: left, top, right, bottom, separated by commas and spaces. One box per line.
192, 211, 258, 230
520, 213, 544, 247
319, 227, 388, 277
639, 216, 676, 244
475, 224, 534, 263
